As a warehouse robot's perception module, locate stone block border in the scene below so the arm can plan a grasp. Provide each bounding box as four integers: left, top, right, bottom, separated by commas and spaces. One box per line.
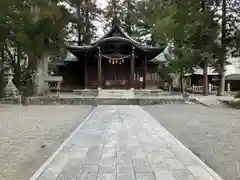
0, 97, 21, 104
23, 96, 203, 106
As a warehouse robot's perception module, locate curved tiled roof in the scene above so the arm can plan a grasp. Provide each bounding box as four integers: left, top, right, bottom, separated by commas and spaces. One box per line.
68, 36, 164, 53
67, 20, 165, 53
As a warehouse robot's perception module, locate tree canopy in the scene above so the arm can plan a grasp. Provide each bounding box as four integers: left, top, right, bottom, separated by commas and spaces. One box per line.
0, 0, 240, 97
0, 0, 70, 96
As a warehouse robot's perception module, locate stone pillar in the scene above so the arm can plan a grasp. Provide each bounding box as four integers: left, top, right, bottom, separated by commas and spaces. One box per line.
84, 53, 88, 89
98, 46, 102, 89
130, 46, 135, 88
143, 55, 147, 89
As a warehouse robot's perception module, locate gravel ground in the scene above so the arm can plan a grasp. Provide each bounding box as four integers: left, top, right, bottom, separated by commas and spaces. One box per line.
144, 104, 240, 180
0, 105, 94, 180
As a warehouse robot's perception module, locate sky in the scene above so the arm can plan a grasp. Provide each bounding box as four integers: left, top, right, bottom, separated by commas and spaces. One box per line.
65, 0, 129, 39
96, 0, 107, 8
62, 0, 108, 37
95, 0, 107, 36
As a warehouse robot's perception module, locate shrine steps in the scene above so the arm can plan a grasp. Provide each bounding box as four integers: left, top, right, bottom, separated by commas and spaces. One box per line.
72, 89, 164, 97
97, 89, 134, 98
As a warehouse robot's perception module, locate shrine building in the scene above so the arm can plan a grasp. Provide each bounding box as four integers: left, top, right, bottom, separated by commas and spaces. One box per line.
55, 19, 165, 90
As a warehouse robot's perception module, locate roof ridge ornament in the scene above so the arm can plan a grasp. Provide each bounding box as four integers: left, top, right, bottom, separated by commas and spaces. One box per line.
111, 0, 121, 27
112, 17, 121, 27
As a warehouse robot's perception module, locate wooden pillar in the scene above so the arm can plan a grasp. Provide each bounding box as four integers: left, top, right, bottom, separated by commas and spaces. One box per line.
130, 46, 135, 88
143, 55, 147, 89
98, 46, 102, 88
84, 53, 88, 89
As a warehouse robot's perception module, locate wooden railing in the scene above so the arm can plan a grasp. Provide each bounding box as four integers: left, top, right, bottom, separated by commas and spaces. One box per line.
191, 85, 218, 93
192, 85, 203, 93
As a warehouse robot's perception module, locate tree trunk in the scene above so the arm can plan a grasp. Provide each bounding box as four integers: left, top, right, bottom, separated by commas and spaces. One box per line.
218, 64, 225, 96
218, 0, 227, 96
200, 0, 209, 96
0, 71, 3, 97
180, 69, 185, 93
76, 0, 82, 45
13, 46, 21, 89
0, 50, 5, 97
83, 5, 90, 45
203, 60, 208, 96
22, 55, 38, 97
125, 0, 132, 35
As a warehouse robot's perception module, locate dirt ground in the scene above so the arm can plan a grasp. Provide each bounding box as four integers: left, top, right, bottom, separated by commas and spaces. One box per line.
144, 104, 240, 180
0, 105, 94, 180
2, 103, 239, 180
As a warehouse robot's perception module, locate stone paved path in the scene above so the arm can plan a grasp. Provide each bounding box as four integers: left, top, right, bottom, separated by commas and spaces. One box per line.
30, 105, 223, 180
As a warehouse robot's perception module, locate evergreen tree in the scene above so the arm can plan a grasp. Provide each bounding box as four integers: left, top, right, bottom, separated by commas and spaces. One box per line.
65, 0, 101, 45
145, 0, 219, 93
103, 0, 161, 44
190, 0, 219, 95
207, 0, 240, 95
142, 0, 240, 95
0, 0, 70, 96
103, 0, 121, 31
120, 0, 137, 36
134, 0, 162, 45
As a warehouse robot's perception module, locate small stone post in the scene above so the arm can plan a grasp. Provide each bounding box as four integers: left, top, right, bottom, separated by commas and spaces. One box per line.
182, 92, 190, 102
168, 84, 172, 93
209, 83, 212, 93
227, 83, 231, 92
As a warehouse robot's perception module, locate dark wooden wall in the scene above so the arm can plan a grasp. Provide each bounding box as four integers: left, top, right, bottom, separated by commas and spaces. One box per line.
57, 61, 85, 91
57, 59, 160, 90
86, 61, 159, 89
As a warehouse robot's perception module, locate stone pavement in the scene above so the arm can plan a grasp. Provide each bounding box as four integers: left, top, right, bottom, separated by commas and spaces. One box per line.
194, 95, 234, 107
30, 105, 223, 180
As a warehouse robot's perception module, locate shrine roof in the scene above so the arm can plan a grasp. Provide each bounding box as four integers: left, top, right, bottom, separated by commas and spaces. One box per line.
67, 20, 165, 54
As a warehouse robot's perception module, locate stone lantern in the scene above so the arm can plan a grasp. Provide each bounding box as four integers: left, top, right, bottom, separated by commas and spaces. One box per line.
4, 67, 19, 97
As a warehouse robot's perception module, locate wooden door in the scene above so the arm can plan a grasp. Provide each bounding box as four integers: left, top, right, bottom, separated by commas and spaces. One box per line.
103, 63, 129, 89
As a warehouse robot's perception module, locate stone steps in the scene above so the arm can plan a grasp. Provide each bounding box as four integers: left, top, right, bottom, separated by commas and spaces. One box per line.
98, 89, 134, 98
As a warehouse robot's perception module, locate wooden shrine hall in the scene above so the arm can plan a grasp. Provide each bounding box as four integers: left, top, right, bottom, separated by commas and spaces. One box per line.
57, 19, 165, 90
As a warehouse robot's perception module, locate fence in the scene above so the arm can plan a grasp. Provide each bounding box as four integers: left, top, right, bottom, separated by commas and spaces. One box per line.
192, 85, 218, 93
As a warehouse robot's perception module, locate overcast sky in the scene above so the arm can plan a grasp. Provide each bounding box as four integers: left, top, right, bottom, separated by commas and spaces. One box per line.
96, 0, 115, 36
96, 0, 107, 8
95, 0, 107, 36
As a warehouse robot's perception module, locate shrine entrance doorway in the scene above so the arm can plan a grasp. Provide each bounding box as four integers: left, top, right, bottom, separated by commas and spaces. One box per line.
102, 55, 130, 89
